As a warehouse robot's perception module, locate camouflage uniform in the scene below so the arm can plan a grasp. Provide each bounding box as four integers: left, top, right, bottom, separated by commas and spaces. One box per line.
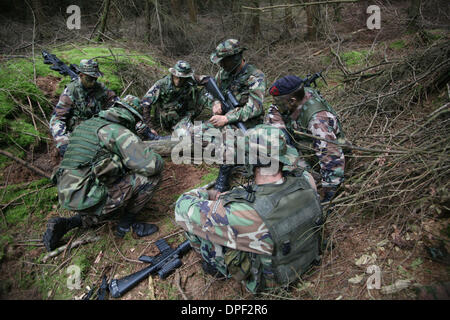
209, 39, 266, 129
54, 96, 164, 227
49, 59, 117, 153
175, 125, 322, 293
141, 60, 208, 132
265, 86, 345, 191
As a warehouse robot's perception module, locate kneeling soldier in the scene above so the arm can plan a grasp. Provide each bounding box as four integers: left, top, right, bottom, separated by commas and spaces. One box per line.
266, 75, 347, 203
43, 95, 164, 252
174, 124, 323, 293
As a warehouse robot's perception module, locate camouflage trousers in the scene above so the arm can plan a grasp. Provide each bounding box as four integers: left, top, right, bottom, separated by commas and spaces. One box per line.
78, 173, 161, 228
183, 231, 277, 294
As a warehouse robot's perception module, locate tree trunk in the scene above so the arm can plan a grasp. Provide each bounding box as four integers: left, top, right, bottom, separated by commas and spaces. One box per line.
145, 0, 154, 42
30, 0, 46, 39
187, 0, 197, 23
284, 0, 295, 29
170, 0, 181, 17
408, 0, 422, 32
95, 0, 111, 42
250, 0, 261, 38
305, 0, 322, 41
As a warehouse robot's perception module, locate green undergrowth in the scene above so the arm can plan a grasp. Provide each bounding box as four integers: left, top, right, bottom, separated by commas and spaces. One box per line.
340, 50, 371, 67
0, 178, 57, 227
0, 45, 161, 165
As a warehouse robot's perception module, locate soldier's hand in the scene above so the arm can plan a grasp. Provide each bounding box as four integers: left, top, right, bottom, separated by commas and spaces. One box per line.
150, 128, 158, 136
207, 189, 222, 201
212, 101, 223, 115
209, 115, 228, 128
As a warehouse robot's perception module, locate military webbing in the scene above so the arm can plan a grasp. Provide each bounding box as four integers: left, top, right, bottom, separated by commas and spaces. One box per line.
221, 176, 323, 289
60, 116, 111, 169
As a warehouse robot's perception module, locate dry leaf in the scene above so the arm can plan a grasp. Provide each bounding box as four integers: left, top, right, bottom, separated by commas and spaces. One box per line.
348, 274, 365, 284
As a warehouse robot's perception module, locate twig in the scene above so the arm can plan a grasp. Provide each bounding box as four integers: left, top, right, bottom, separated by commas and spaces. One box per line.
175, 270, 188, 300
1, 184, 52, 211
291, 130, 410, 154
42, 235, 100, 262
0, 150, 51, 179
242, 0, 359, 12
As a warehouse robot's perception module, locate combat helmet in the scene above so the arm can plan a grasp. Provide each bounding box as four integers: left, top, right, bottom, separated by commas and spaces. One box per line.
169, 60, 194, 78
115, 95, 144, 122
245, 124, 292, 167
78, 59, 103, 78
210, 39, 247, 64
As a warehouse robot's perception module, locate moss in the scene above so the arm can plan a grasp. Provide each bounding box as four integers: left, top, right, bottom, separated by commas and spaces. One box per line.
48, 46, 159, 95
0, 45, 160, 152
389, 40, 406, 50
0, 178, 57, 226
340, 50, 369, 66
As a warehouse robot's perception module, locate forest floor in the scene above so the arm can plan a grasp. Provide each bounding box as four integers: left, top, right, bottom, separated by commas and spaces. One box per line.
0, 2, 449, 301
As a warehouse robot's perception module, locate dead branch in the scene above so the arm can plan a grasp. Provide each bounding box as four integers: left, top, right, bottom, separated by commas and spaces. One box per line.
42, 235, 101, 262
0, 150, 51, 179
243, 0, 359, 12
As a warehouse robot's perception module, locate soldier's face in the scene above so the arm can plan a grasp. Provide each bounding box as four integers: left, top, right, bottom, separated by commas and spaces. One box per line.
273, 95, 297, 115
219, 55, 241, 73
172, 75, 187, 88
80, 73, 97, 89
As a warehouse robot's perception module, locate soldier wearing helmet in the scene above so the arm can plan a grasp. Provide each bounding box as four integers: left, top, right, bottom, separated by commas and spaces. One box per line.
43, 95, 164, 252
175, 124, 321, 294
207, 39, 266, 194
49, 59, 118, 156
141, 60, 209, 139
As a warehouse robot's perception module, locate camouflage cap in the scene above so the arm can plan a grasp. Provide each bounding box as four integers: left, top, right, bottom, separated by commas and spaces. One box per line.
210, 39, 247, 64
78, 59, 103, 78
116, 95, 143, 122
169, 60, 194, 78
242, 124, 292, 166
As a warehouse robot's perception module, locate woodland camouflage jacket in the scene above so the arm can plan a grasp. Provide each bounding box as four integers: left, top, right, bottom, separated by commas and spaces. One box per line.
141, 75, 208, 130
213, 63, 266, 129
55, 106, 164, 211
49, 78, 117, 148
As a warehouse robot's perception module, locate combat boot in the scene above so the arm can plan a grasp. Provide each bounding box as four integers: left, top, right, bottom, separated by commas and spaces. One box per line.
201, 261, 225, 279
214, 164, 234, 192
115, 212, 158, 238
43, 214, 82, 252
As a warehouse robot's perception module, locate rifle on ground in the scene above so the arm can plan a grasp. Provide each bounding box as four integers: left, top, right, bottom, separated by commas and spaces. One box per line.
42, 50, 79, 80
204, 77, 247, 132
109, 239, 191, 298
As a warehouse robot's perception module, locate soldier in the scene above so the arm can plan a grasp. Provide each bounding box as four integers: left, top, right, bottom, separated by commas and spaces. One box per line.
265, 75, 346, 203
49, 59, 118, 156
141, 60, 208, 139
208, 39, 266, 193
43, 95, 164, 252
175, 124, 322, 293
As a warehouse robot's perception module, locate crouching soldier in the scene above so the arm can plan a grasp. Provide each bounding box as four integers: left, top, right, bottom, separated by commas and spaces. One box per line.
43, 95, 164, 252
140, 60, 208, 139
266, 75, 347, 203
174, 125, 322, 293
49, 59, 118, 156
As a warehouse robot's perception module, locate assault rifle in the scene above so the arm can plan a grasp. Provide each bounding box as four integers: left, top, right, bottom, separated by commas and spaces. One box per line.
109, 239, 191, 298
42, 50, 79, 80
204, 77, 247, 132
303, 71, 328, 89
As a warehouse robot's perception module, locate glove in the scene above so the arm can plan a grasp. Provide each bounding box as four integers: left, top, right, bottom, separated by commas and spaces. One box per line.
321, 186, 337, 203
58, 144, 68, 157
